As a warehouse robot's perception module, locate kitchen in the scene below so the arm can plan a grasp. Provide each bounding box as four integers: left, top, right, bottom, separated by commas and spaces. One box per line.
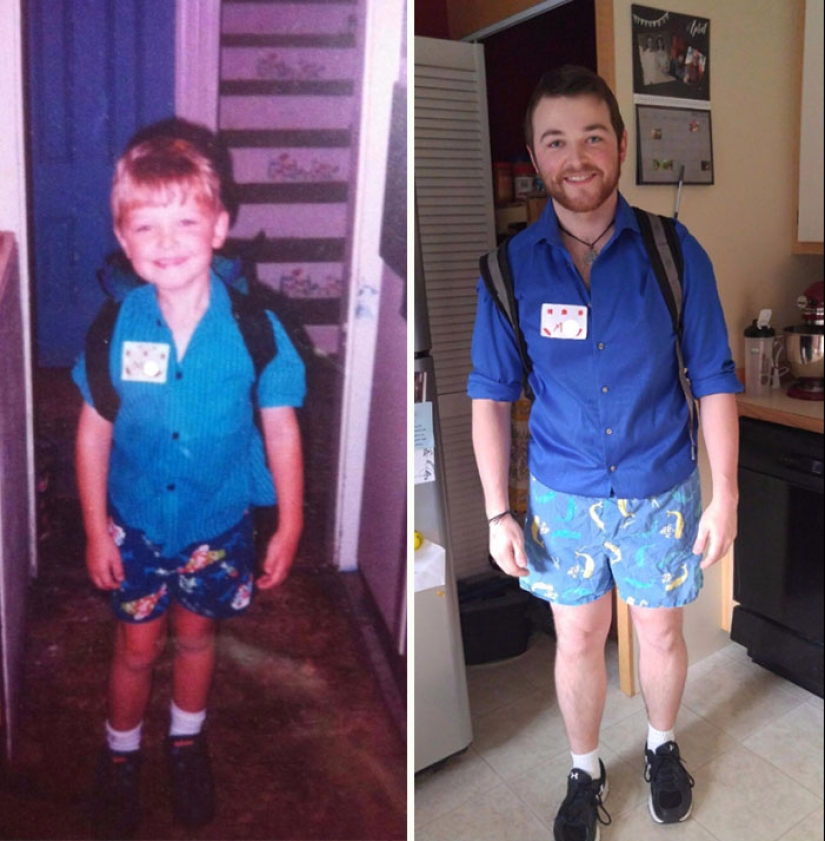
414, 1, 823, 839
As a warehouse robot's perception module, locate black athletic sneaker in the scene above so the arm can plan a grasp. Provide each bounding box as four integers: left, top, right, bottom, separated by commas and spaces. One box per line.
91, 748, 142, 839
166, 732, 216, 828
644, 740, 695, 823
553, 760, 611, 841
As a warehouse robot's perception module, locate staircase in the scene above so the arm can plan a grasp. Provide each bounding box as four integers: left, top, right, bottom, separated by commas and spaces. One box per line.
217, 0, 366, 559
218, 0, 364, 359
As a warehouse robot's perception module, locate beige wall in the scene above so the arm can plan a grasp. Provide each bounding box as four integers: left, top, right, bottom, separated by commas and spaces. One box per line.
614, 0, 824, 665
613, 0, 823, 350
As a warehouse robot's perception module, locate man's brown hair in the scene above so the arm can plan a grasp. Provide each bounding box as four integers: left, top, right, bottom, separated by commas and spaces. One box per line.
524, 65, 625, 151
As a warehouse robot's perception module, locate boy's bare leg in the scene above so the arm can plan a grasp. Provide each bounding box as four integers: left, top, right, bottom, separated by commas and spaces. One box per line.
170, 602, 217, 713
108, 615, 168, 731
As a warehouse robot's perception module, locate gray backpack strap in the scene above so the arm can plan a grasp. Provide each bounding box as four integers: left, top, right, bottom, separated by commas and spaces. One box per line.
634, 207, 698, 461
479, 238, 534, 401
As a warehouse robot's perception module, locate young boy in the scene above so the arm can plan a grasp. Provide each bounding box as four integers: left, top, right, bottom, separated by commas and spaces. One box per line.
73, 135, 305, 837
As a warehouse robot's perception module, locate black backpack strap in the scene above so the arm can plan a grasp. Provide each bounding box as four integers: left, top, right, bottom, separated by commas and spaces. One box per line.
634, 208, 683, 335
479, 238, 534, 401
227, 286, 278, 402
633, 207, 698, 460
85, 299, 123, 423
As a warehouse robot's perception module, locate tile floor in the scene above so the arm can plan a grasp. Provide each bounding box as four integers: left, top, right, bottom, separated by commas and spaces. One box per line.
415, 631, 824, 841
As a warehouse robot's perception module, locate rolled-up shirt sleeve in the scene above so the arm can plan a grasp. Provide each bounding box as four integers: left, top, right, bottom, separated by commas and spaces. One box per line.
467, 280, 524, 402
679, 235, 743, 399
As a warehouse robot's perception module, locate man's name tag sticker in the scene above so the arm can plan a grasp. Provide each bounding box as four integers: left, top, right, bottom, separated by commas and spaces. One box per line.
541, 304, 588, 340
122, 341, 171, 383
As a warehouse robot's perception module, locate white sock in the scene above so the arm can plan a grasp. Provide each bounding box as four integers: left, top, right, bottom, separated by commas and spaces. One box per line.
106, 720, 142, 753
169, 701, 206, 737
570, 747, 601, 780
647, 723, 675, 753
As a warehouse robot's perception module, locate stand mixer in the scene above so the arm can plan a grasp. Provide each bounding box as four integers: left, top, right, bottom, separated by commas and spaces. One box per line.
784, 280, 825, 400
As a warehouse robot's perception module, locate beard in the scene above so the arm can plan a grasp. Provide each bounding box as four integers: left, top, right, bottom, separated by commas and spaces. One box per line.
542, 161, 622, 214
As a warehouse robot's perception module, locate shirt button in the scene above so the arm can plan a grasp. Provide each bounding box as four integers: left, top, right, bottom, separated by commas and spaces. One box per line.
609, 465, 617, 472
167, 484, 176, 491
602, 386, 609, 393
606, 428, 613, 435
176, 371, 183, 380
172, 432, 180, 440
598, 342, 605, 350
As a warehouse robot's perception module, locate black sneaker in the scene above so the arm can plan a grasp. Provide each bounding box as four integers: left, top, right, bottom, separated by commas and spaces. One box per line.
166, 732, 216, 828
553, 760, 611, 841
644, 740, 695, 823
91, 748, 142, 839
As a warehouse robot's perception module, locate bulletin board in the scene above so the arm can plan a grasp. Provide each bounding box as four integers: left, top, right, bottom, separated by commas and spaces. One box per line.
636, 104, 714, 185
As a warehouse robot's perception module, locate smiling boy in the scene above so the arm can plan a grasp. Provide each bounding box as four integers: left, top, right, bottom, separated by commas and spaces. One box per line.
73, 135, 305, 837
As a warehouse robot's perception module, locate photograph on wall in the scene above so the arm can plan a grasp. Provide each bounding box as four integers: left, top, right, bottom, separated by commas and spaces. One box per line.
636, 105, 713, 185
631, 5, 710, 105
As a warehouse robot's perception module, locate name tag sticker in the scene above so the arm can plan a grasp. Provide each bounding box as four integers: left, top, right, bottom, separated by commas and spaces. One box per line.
541, 303, 588, 340
122, 341, 171, 383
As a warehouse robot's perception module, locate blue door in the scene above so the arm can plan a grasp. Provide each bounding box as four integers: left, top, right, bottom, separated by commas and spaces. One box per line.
26, 0, 175, 367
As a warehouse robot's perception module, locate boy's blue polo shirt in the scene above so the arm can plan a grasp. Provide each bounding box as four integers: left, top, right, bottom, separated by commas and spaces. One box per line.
468, 194, 742, 500
73, 274, 306, 556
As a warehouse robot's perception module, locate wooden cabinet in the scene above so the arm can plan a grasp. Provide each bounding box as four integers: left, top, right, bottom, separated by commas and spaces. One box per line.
524, 192, 549, 224
794, 0, 824, 253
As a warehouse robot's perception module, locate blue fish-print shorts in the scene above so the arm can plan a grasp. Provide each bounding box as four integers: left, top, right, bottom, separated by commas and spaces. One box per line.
521, 470, 703, 608
108, 507, 256, 623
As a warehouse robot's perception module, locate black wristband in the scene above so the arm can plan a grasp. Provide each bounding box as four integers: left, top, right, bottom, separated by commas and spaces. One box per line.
487, 510, 515, 526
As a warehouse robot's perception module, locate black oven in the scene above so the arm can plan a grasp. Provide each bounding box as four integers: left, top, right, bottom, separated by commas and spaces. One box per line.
731, 417, 824, 697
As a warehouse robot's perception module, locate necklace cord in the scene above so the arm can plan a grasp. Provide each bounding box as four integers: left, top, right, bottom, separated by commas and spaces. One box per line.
557, 217, 615, 250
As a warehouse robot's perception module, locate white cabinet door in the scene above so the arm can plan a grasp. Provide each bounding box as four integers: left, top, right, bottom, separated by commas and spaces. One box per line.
795, 0, 824, 251
414, 36, 497, 579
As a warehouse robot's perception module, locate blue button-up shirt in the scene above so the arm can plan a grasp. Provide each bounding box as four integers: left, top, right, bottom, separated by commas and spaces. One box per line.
468, 194, 742, 499
73, 275, 306, 555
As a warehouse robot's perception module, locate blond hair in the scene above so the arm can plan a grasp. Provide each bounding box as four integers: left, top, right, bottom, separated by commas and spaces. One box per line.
111, 136, 224, 227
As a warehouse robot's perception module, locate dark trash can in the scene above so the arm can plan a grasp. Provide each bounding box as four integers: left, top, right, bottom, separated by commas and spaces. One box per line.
458, 573, 532, 665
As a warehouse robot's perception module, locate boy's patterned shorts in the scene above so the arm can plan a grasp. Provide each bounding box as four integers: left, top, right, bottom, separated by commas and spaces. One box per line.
521, 470, 704, 609
108, 508, 256, 623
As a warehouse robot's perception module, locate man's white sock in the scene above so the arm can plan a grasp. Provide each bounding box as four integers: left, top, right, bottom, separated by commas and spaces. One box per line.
647, 723, 675, 753
570, 747, 602, 780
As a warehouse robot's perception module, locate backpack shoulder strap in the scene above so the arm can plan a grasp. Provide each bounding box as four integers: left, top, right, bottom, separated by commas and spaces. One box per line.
633, 207, 684, 336
227, 286, 278, 381
85, 298, 123, 423
84, 290, 279, 425
633, 207, 698, 460
479, 238, 534, 400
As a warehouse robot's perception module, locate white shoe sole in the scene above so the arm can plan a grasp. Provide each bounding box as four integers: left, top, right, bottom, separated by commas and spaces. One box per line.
593, 780, 609, 841
648, 793, 692, 824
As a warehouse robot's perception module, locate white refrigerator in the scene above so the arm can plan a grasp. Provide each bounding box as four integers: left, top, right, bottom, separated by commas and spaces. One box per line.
414, 211, 473, 771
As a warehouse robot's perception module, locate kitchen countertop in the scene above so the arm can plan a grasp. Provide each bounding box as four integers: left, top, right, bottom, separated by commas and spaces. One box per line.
736, 383, 824, 434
